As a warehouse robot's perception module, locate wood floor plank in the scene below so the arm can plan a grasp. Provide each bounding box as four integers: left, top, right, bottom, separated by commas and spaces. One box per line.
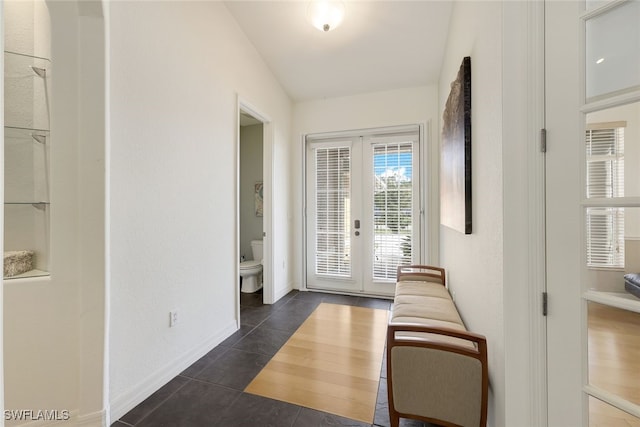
245, 302, 389, 423
269, 352, 382, 380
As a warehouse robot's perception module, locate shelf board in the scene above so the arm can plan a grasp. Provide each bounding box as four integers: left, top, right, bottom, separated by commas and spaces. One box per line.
584, 290, 640, 314
4, 202, 50, 205
4, 50, 51, 62
4, 51, 51, 131
5, 125, 50, 134
4, 268, 49, 280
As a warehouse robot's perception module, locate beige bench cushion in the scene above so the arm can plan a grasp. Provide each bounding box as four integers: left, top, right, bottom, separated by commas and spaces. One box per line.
392, 281, 464, 327
391, 279, 474, 349
393, 295, 463, 324
395, 280, 451, 298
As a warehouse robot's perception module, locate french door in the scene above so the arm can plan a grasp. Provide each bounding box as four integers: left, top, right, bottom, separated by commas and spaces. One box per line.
305, 127, 421, 296
546, 1, 640, 425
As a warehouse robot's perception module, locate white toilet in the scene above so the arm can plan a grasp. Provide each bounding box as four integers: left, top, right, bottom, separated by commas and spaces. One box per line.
239, 239, 263, 293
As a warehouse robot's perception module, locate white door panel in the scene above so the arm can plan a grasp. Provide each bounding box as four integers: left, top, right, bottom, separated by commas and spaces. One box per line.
363, 134, 420, 296
306, 138, 360, 293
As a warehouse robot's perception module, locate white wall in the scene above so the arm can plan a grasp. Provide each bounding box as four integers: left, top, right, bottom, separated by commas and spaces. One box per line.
240, 124, 263, 261
107, 1, 292, 419
438, 2, 504, 426
75, 2, 107, 422
291, 86, 440, 289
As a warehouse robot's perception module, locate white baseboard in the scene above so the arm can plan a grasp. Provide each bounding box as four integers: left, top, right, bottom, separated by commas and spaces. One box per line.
274, 282, 294, 302
76, 409, 105, 427
7, 406, 104, 426
109, 320, 238, 422
9, 410, 77, 427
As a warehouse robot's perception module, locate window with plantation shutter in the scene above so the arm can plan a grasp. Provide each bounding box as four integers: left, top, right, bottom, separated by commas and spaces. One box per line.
585, 124, 625, 268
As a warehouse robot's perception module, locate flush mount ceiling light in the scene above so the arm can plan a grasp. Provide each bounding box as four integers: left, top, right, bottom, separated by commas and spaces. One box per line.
307, 0, 345, 32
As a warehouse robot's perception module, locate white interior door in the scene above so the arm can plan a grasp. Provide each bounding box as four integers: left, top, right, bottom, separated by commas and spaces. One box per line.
305, 127, 421, 296
546, 1, 640, 425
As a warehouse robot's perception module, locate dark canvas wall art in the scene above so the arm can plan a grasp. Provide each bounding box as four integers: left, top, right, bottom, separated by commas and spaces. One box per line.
441, 56, 472, 234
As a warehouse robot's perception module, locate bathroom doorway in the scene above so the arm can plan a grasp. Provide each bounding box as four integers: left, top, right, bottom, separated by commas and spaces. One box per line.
237, 100, 272, 314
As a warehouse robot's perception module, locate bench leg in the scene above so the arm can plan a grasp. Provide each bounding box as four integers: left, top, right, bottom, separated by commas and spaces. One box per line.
389, 413, 400, 427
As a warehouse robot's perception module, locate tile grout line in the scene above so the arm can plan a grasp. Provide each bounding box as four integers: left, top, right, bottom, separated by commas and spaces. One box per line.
288, 405, 304, 427
177, 344, 232, 380
124, 376, 193, 427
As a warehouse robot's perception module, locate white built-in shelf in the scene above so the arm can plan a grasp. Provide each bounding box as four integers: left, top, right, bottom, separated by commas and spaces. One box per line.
3, 50, 52, 280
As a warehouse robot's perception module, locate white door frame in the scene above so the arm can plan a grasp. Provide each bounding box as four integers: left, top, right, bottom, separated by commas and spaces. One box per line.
236, 97, 273, 321
545, 4, 584, 423
503, 1, 548, 426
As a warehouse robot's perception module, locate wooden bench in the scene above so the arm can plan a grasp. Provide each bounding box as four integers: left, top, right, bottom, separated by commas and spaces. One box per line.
386, 265, 489, 427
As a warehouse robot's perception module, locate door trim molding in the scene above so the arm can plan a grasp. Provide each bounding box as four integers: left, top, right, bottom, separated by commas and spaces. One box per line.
305, 124, 420, 142
503, 0, 547, 425
527, 1, 548, 424
236, 96, 273, 310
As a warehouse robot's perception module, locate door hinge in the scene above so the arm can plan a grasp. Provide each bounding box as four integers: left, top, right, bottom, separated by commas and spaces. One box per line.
540, 128, 547, 153
542, 291, 548, 316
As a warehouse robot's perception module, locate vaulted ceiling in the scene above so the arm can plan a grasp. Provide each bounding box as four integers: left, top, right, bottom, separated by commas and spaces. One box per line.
224, 1, 453, 102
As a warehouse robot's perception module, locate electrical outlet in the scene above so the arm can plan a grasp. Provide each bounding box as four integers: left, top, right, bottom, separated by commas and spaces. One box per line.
169, 310, 178, 327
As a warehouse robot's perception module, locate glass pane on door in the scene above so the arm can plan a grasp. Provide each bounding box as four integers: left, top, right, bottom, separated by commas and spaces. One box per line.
588, 302, 640, 406
585, 102, 640, 198
589, 396, 640, 427
585, 1, 640, 100
315, 147, 351, 277
372, 142, 414, 280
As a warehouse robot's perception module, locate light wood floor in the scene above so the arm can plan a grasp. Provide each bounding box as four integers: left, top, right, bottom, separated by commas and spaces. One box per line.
244, 303, 389, 423
588, 302, 640, 427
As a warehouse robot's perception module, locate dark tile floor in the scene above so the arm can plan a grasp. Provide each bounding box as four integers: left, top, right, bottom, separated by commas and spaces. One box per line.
111, 290, 429, 427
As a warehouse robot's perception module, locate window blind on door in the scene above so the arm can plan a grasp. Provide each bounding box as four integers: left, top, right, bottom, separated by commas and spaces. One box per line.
586, 127, 624, 199
585, 126, 625, 268
315, 147, 351, 276
372, 141, 413, 280
586, 207, 624, 268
